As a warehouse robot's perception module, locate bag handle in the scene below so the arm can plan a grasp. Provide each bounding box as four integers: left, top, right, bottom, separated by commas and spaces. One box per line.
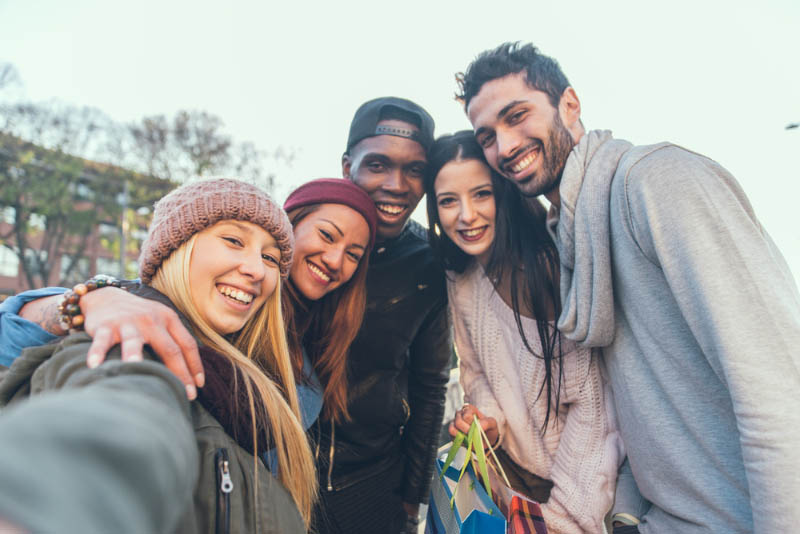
439, 416, 511, 506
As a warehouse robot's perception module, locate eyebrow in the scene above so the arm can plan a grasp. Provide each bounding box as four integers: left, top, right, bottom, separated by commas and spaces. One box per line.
222, 221, 255, 233
220, 221, 278, 247
497, 99, 526, 121
362, 152, 427, 168
474, 100, 526, 139
361, 152, 391, 162
404, 159, 428, 169
319, 218, 344, 237
435, 182, 492, 199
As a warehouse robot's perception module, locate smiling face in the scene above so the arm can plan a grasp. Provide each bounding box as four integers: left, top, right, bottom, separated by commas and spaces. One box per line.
434, 158, 497, 266
188, 220, 281, 334
467, 72, 580, 201
289, 203, 370, 301
342, 119, 427, 241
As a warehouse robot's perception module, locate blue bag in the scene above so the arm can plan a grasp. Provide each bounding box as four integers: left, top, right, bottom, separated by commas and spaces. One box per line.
425, 450, 506, 534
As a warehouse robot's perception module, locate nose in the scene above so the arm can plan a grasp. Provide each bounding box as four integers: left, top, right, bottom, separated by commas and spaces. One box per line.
496, 127, 522, 162
321, 245, 345, 275
381, 168, 410, 196
459, 199, 477, 225
238, 249, 267, 281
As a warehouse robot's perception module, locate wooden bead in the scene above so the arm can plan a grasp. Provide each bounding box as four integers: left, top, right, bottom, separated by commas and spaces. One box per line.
70, 315, 84, 327
73, 284, 88, 296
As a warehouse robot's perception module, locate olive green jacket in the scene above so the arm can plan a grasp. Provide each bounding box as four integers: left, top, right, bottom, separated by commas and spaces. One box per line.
0, 332, 304, 534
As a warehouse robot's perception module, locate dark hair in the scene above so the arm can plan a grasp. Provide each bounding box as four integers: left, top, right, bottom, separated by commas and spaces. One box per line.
425, 131, 488, 272
282, 204, 370, 424
425, 130, 564, 432
457, 42, 571, 110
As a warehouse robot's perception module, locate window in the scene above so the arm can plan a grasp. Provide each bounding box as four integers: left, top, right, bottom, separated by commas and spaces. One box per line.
98, 223, 119, 238
1, 207, 15, 225
0, 245, 19, 277
69, 182, 93, 200
28, 213, 46, 231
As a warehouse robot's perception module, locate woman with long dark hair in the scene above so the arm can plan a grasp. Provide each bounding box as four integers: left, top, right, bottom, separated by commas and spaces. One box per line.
426, 132, 622, 534
281, 178, 377, 427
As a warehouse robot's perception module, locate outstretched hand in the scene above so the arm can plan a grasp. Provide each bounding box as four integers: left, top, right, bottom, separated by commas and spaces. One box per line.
80, 287, 204, 399
449, 404, 499, 448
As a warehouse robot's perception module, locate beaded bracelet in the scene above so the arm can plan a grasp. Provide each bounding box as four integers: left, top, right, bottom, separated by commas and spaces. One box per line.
57, 275, 124, 332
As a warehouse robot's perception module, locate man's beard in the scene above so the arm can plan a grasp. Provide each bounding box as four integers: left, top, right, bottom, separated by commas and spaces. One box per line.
517, 113, 575, 198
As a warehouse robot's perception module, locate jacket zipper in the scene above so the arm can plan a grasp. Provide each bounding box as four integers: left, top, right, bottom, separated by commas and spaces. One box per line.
215, 448, 233, 534
327, 420, 335, 491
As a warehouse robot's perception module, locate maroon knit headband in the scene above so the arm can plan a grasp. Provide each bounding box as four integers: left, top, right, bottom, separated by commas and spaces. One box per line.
283, 178, 378, 250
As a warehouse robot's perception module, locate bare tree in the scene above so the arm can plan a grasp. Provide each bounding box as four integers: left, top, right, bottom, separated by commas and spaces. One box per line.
0, 63, 20, 94
1, 64, 293, 291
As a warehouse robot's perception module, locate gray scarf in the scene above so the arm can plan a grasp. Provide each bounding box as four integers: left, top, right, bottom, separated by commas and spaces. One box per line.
547, 130, 632, 347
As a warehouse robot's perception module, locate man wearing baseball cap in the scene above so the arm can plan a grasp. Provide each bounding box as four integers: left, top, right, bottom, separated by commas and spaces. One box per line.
308, 97, 449, 533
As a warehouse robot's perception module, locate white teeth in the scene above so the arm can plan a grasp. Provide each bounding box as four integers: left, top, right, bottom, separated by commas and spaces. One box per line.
511, 151, 537, 173
218, 285, 253, 304
307, 261, 331, 282
377, 203, 404, 215
462, 228, 484, 237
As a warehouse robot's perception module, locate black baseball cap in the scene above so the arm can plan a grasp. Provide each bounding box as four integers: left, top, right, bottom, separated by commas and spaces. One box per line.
346, 97, 435, 153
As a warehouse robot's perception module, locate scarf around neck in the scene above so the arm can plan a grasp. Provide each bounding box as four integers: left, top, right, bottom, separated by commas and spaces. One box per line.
546, 130, 632, 348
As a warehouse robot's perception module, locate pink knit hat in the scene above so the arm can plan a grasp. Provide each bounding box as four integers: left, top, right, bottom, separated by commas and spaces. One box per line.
138, 178, 294, 283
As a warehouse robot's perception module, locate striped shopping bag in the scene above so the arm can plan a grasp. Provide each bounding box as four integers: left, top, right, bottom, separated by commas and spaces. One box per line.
508, 495, 547, 534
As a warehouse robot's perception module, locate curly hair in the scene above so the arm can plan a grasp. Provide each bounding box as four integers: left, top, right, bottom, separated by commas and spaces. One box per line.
457, 42, 571, 110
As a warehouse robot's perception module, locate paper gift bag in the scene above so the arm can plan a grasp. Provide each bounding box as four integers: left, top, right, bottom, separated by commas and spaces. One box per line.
425, 448, 505, 534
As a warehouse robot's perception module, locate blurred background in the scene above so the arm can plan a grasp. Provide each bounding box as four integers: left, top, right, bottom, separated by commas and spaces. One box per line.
1, 0, 798, 295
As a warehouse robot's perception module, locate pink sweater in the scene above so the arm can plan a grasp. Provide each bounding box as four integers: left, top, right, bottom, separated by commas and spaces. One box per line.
448, 263, 623, 534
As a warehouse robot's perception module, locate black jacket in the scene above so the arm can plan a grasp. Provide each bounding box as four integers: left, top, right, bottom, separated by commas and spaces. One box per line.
311, 221, 451, 505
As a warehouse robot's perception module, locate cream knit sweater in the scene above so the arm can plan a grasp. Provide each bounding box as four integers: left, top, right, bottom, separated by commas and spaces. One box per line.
448, 263, 623, 534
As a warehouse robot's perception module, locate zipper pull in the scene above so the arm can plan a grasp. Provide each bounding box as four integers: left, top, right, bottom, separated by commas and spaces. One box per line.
327, 420, 335, 491
220, 460, 233, 494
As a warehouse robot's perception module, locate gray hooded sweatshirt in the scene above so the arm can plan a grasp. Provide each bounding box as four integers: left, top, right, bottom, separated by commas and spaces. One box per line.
547, 130, 800, 533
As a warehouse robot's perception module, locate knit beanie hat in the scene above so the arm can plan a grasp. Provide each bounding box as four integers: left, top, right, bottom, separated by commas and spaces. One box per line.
283, 178, 378, 250
139, 178, 294, 283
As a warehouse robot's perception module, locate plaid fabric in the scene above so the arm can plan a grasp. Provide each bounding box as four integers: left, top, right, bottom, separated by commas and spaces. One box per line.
508, 495, 548, 534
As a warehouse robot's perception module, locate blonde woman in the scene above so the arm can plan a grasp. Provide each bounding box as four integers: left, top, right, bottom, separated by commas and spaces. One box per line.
0, 178, 315, 533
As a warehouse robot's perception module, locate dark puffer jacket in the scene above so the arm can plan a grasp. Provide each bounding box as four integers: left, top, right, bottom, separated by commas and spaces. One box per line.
0, 286, 304, 534
311, 221, 451, 505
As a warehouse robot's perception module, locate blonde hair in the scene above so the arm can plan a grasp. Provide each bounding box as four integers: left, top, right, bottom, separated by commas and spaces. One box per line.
150, 233, 317, 526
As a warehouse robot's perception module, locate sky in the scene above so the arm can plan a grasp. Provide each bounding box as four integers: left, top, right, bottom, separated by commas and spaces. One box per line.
1, 0, 799, 280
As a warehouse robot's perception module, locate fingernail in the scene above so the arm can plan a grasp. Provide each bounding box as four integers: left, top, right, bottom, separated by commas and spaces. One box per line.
194, 373, 205, 388
127, 353, 143, 362
185, 384, 197, 400
87, 353, 102, 369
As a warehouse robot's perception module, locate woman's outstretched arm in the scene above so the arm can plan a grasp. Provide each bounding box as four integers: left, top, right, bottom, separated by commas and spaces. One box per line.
0, 333, 199, 534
